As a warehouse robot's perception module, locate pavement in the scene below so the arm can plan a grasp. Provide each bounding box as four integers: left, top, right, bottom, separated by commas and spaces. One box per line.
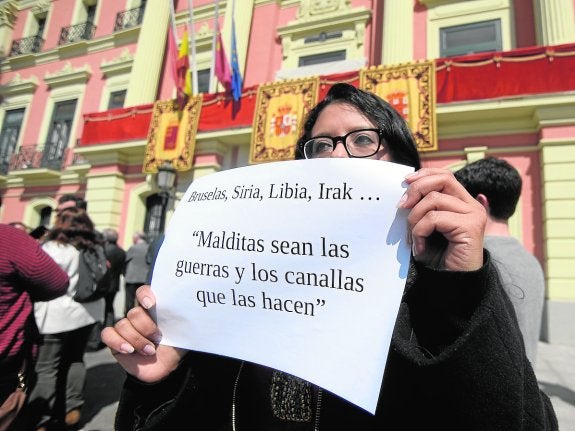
79, 341, 575, 430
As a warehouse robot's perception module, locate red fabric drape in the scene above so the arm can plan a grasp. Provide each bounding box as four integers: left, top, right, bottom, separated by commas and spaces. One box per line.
436, 43, 575, 103
81, 105, 154, 146
80, 43, 575, 147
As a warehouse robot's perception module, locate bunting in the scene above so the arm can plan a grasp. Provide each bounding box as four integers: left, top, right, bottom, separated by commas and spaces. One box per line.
250, 77, 320, 164
142, 96, 203, 173
360, 61, 437, 152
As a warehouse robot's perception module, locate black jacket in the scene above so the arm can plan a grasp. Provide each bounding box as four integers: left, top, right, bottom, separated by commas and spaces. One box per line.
115, 253, 557, 430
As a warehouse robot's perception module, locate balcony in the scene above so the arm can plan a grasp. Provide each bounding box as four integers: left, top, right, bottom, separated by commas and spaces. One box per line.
114, 5, 146, 32
9, 35, 44, 56
58, 22, 96, 45
9, 144, 69, 173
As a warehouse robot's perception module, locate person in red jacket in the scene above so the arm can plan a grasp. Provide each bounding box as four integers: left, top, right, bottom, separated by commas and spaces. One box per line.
0, 211, 69, 430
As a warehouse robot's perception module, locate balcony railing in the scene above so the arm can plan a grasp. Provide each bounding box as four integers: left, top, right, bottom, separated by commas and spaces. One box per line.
9, 144, 69, 172
114, 5, 146, 31
58, 22, 96, 45
10, 35, 44, 56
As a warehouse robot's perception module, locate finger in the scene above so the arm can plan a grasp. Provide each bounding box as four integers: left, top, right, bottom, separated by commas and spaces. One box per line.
136, 285, 156, 309
101, 326, 137, 355
407, 190, 476, 229
111, 314, 159, 356
400, 169, 474, 208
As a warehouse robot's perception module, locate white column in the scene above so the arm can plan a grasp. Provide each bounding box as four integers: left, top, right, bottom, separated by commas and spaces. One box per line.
533, 0, 575, 46
124, 1, 170, 106
381, 0, 414, 65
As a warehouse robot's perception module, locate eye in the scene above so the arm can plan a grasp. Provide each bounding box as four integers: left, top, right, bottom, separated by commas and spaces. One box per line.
311, 138, 334, 153
349, 130, 378, 147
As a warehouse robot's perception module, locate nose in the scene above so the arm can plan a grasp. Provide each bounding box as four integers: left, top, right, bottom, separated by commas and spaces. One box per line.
330, 139, 349, 158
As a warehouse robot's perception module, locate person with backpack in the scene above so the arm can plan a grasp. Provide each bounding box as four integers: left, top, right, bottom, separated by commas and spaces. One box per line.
28, 207, 106, 431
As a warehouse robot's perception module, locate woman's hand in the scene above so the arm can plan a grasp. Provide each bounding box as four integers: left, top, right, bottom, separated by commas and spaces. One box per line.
398, 168, 486, 271
101, 285, 187, 383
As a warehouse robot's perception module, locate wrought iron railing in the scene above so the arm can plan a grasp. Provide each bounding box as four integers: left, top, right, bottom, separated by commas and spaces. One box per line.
9, 35, 44, 56
9, 144, 69, 171
114, 5, 146, 31
58, 22, 96, 45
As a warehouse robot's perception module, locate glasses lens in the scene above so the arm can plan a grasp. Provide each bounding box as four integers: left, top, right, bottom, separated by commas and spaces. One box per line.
304, 138, 333, 159
346, 129, 380, 157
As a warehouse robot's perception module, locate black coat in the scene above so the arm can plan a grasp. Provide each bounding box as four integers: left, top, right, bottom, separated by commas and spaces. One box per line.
115, 253, 557, 430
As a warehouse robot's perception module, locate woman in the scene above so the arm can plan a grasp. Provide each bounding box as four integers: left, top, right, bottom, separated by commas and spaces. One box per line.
29, 208, 105, 431
0, 221, 68, 431
103, 83, 557, 430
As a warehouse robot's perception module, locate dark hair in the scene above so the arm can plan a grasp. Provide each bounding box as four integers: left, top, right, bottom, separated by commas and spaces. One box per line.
58, 194, 88, 210
295, 83, 421, 169
454, 157, 522, 220
47, 207, 98, 250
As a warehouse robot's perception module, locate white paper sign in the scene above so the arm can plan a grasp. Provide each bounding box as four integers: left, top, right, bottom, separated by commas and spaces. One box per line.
152, 158, 413, 414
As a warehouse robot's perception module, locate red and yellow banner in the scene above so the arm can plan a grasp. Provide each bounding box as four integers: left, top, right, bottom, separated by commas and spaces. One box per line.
250, 77, 320, 164
143, 96, 202, 173
360, 61, 437, 152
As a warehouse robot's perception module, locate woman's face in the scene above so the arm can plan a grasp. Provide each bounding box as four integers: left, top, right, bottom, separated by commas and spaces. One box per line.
309, 102, 390, 161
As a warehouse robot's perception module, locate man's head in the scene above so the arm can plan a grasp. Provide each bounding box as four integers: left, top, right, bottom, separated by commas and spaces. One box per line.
57, 194, 87, 213
454, 157, 522, 221
102, 228, 119, 243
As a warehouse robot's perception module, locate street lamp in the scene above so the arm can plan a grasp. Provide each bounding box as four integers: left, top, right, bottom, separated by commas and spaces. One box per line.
156, 162, 177, 234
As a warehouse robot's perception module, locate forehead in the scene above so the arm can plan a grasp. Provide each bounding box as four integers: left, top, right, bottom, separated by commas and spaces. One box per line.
312, 102, 376, 135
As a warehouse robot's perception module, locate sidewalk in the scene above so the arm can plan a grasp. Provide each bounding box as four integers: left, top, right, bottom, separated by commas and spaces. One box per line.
80, 341, 575, 431
535, 341, 575, 430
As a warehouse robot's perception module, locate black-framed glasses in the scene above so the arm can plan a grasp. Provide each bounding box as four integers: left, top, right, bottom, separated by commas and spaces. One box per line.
302, 128, 384, 159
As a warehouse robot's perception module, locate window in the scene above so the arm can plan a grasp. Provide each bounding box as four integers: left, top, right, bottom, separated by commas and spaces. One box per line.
42, 100, 77, 170
107, 90, 126, 109
0, 109, 25, 175
40, 207, 52, 227
298, 50, 346, 67
144, 194, 165, 242
197, 69, 210, 94
440, 20, 502, 57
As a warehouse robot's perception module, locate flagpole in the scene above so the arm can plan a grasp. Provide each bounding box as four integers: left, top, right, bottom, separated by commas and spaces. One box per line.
209, 0, 221, 92
187, 0, 198, 95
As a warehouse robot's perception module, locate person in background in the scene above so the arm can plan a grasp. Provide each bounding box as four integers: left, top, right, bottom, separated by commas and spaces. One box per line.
0, 198, 69, 431
102, 83, 557, 430
56, 195, 87, 213
455, 156, 545, 365
28, 207, 105, 431
123, 232, 150, 316
101, 228, 126, 327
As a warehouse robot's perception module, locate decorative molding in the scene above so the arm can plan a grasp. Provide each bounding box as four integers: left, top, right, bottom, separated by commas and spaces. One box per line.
0, 73, 39, 96
298, 0, 350, 19
32, 0, 51, 16
0, 1, 17, 28
100, 48, 134, 76
44, 62, 92, 88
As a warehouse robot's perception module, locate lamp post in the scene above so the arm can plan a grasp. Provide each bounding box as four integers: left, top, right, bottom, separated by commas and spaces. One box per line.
156, 162, 177, 235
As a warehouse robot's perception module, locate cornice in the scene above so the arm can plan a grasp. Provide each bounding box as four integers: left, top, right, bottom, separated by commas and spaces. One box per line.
0, 0, 17, 28
44, 62, 92, 88
277, 7, 371, 37
100, 48, 134, 77
0, 73, 39, 96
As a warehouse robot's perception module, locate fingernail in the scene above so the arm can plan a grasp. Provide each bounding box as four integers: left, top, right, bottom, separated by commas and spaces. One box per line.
152, 332, 163, 344
143, 344, 156, 355
120, 343, 134, 354
142, 296, 153, 309
411, 241, 418, 257
405, 171, 418, 179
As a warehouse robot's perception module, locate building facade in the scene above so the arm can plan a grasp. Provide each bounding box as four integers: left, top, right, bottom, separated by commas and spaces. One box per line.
1, 0, 574, 345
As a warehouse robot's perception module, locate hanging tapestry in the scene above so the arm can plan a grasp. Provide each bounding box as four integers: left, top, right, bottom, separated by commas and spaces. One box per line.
250, 77, 320, 163
360, 61, 437, 152
143, 96, 202, 173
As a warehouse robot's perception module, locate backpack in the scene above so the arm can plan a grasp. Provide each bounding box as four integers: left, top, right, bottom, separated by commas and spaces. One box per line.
73, 245, 110, 303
